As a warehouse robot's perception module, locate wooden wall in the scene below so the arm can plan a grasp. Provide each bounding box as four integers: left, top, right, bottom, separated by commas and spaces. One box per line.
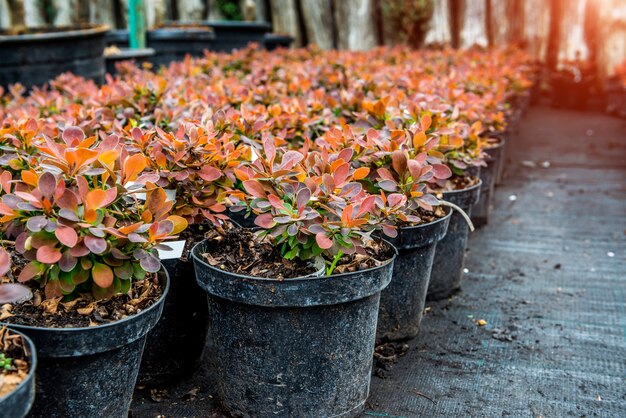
1, 0, 625, 76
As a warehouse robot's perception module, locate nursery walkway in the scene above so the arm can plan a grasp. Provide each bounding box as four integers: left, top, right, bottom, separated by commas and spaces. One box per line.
130, 105, 626, 418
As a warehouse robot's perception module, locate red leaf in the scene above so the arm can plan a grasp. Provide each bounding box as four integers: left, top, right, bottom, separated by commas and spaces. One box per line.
55, 226, 79, 248
198, 166, 222, 182
37, 245, 62, 264
84, 235, 107, 254
18, 261, 42, 282
254, 213, 276, 229
62, 126, 85, 145
315, 232, 333, 249
0, 248, 10, 276
432, 164, 452, 179
243, 180, 267, 199
38, 172, 56, 198
391, 150, 407, 175
387, 193, 405, 208
92, 262, 114, 288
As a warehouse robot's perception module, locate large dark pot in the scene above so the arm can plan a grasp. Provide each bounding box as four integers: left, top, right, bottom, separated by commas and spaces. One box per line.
0, 25, 107, 89
0, 329, 36, 418
263, 33, 294, 51
192, 240, 396, 418
138, 257, 209, 386
105, 28, 216, 67
472, 138, 505, 228
377, 210, 451, 342
2, 270, 169, 418
105, 48, 155, 75
427, 180, 481, 301
208, 21, 272, 52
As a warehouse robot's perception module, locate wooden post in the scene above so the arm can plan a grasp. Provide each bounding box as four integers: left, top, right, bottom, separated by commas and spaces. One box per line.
299, 0, 334, 49
485, 0, 493, 47
448, 0, 463, 49
269, 0, 301, 46
546, 0, 562, 70
333, 0, 376, 50
128, 0, 146, 48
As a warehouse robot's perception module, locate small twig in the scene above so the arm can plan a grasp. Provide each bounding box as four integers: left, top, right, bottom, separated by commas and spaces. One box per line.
0, 240, 15, 246
438, 200, 475, 232
412, 389, 435, 403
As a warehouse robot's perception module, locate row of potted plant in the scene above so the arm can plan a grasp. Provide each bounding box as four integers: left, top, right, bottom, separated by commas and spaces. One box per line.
0, 45, 534, 417
0, 22, 294, 89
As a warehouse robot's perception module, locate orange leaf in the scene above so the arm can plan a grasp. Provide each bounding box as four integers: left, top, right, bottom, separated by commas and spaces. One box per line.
353, 167, 370, 180
166, 215, 188, 235
92, 262, 114, 288
22, 170, 39, 187
123, 154, 147, 183
86, 189, 108, 212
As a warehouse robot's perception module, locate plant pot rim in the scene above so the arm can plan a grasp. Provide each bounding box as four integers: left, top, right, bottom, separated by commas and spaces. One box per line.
440, 177, 482, 196
0, 328, 36, 403
206, 21, 272, 30
483, 135, 506, 148
0, 267, 169, 335
191, 238, 397, 283
105, 47, 155, 59
0, 24, 109, 43
397, 206, 452, 233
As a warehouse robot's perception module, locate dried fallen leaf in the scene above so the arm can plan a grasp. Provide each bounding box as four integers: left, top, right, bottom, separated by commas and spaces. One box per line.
475, 319, 487, 326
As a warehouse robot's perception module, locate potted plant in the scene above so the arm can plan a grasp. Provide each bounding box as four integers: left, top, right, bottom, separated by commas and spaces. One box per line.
192, 139, 399, 417
0, 323, 36, 418
472, 134, 505, 228
427, 119, 483, 301
335, 108, 455, 341
0, 127, 184, 416
0, 25, 108, 89
125, 123, 248, 386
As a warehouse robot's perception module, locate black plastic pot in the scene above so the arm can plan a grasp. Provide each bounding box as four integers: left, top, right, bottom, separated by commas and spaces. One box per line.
472, 138, 505, 228
427, 180, 481, 301
377, 210, 451, 342
105, 48, 155, 75
138, 257, 209, 386
0, 25, 107, 89
192, 239, 396, 418
0, 329, 36, 418
148, 28, 216, 67
1, 270, 168, 418
263, 33, 294, 51
105, 28, 216, 67
208, 21, 272, 52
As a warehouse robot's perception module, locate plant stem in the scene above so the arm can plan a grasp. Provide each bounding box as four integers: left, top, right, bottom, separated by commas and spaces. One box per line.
326, 251, 344, 276
438, 200, 475, 232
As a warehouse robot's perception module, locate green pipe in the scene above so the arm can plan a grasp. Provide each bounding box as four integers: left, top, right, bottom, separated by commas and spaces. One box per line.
128, 0, 146, 49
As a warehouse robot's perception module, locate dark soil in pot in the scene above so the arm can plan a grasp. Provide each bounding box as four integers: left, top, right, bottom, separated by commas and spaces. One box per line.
1, 270, 168, 418
138, 223, 236, 387
427, 178, 481, 301
191, 228, 396, 418
0, 25, 107, 89
472, 137, 505, 228
376, 208, 451, 342
0, 327, 36, 418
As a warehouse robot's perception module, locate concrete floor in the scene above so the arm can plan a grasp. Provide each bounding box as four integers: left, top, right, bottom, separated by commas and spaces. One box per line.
130, 105, 626, 418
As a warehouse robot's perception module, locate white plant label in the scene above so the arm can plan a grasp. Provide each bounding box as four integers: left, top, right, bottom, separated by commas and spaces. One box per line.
156, 240, 186, 260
